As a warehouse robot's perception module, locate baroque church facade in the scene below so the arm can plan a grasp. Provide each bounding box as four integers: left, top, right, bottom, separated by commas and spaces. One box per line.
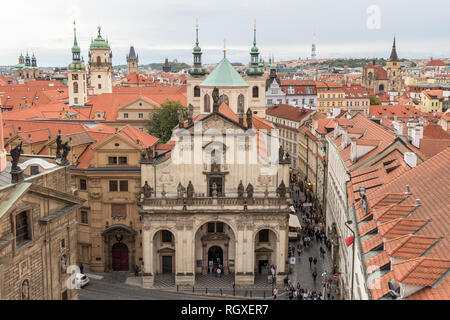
139, 99, 292, 287
361, 38, 403, 94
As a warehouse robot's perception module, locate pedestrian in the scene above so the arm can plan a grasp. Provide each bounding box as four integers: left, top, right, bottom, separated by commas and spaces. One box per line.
297, 282, 300, 290
312, 271, 317, 281
293, 290, 298, 300
297, 248, 301, 257
79, 263, 84, 274
273, 288, 278, 299
216, 267, 222, 278
309, 256, 313, 267
313, 257, 318, 266
327, 292, 331, 300
134, 264, 139, 277
289, 290, 293, 300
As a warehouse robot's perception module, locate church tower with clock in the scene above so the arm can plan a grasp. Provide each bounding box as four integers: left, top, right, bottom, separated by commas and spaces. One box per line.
68, 21, 88, 106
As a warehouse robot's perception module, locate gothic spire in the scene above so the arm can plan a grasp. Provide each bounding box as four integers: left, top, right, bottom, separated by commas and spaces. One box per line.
389, 35, 399, 61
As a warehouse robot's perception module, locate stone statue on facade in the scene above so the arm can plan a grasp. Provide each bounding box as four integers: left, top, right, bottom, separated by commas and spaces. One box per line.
246, 108, 253, 129
237, 180, 245, 199
146, 146, 154, 160
21, 280, 30, 300
60, 141, 71, 166
177, 182, 186, 198
178, 108, 184, 128
141, 181, 153, 199
188, 104, 194, 126
211, 161, 220, 173
277, 180, 287, 199
279, 145, 285, 162
56, 135, 62, 159
187, 181, 195, 199
212, 87, 220, 112
246, 183, 254, 199
212, 182, 218, 197
10, 142, 23, 171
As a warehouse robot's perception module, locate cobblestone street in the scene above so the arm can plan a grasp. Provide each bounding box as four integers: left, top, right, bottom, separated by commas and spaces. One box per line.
286, 186, 340, 300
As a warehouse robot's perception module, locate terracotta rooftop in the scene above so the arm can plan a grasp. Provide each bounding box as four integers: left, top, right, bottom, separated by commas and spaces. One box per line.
266, 104, 315, 122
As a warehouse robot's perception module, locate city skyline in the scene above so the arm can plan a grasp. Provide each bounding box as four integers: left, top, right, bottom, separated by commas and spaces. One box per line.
0, 0, 449, 67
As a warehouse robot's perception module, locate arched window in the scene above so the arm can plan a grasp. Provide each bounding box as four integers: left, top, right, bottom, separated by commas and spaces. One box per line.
219, 94, 229, 105
379, 84, 385, 92
194, 86, 200, 97
204, 94, 211, 113
253, 86, 259, 98
73, 82, 79, 94
96, 56, 101, 65
237, 94, 245, 114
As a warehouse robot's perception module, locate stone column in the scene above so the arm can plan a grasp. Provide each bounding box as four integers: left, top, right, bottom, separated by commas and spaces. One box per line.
234, 226, 254, 285
142, 224, 154, 288
175, 225, 195, 286
277, 227, 288, 276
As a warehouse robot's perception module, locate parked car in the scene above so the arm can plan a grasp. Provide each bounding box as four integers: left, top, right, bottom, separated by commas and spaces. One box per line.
76, 273, 90, 288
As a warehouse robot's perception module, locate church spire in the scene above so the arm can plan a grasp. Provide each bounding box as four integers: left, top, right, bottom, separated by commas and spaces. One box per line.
389, 35, 399, 61
72, 21, 81, 63
246, 20, 264, 77
189, 18, 206, 77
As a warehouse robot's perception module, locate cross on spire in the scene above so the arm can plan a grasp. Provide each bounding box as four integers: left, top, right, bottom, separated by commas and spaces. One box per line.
253, 19, 257, 46
98, 26, 101, 36
223, 39, 227, 58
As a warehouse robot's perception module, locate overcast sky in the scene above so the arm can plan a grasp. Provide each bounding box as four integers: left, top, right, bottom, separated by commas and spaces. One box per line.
1, 0, 449, 67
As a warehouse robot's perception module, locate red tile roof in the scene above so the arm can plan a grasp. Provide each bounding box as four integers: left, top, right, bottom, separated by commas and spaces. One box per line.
426, 59, 446, 67
266, 104, 315, 122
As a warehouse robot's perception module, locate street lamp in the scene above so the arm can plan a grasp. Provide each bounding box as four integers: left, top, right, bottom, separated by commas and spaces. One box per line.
344, 220, 355, 300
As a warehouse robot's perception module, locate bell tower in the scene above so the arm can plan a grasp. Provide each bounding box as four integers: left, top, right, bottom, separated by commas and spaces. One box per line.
386, 36, 402, 92
68, 21, 88, 106
89, 26, 113, 94
245, 21, 266, 117
127, 46, 138, 74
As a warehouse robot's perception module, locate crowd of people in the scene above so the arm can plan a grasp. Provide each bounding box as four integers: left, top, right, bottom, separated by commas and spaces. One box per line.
271, 182, 340, 300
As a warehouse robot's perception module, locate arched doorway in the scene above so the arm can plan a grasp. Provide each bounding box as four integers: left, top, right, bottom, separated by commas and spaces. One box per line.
254, 229, 278, 275
153, 230, 176, 275
195, 221, 236, 275
208, 246, 223, 273
102, 225, 137, 272
112, 243, 129, 271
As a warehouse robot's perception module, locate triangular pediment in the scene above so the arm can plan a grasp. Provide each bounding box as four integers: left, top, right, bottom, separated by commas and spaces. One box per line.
118, 96, 158, 111
92, 134, 140, 151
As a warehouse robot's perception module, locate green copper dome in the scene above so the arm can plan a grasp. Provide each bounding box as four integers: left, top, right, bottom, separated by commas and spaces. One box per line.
201, 57, 249, 87
90, 27, 110, 50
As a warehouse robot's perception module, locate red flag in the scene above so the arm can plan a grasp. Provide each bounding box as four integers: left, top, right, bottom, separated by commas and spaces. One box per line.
345, 236, 354, 247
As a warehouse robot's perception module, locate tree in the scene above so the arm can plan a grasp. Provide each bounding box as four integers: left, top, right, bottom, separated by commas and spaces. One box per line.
369, 96, 381, 105
148, 100, 186, 144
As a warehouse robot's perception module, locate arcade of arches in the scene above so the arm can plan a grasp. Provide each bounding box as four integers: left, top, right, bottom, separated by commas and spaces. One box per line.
141, 215, 288, 288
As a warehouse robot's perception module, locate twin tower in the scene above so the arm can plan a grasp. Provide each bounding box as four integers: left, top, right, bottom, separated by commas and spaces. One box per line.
68, 23, 113, 106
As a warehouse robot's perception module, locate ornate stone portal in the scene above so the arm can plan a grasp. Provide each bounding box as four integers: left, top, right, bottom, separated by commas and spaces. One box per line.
101, 225, 137, 272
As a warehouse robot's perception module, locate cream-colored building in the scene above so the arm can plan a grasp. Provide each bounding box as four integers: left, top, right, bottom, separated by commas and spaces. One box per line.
140, 102, 291, 287
89, 27, 113, 95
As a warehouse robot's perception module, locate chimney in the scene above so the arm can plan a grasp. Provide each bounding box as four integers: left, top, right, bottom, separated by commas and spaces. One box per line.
404, 152, 417, 168
412, 126, 423, 148
392, 120, 404, 137
350, 140, 357, 163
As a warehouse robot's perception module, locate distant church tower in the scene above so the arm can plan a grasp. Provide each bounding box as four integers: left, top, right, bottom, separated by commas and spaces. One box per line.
163, 58, 171, 72
245, 21, 267, 117
89, 26, 113, 94
186, 20, 206, 116
311, 33, 317, 60
127, 46, 138, 74
386, 36, 402, 92
68, 21, 88, 106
